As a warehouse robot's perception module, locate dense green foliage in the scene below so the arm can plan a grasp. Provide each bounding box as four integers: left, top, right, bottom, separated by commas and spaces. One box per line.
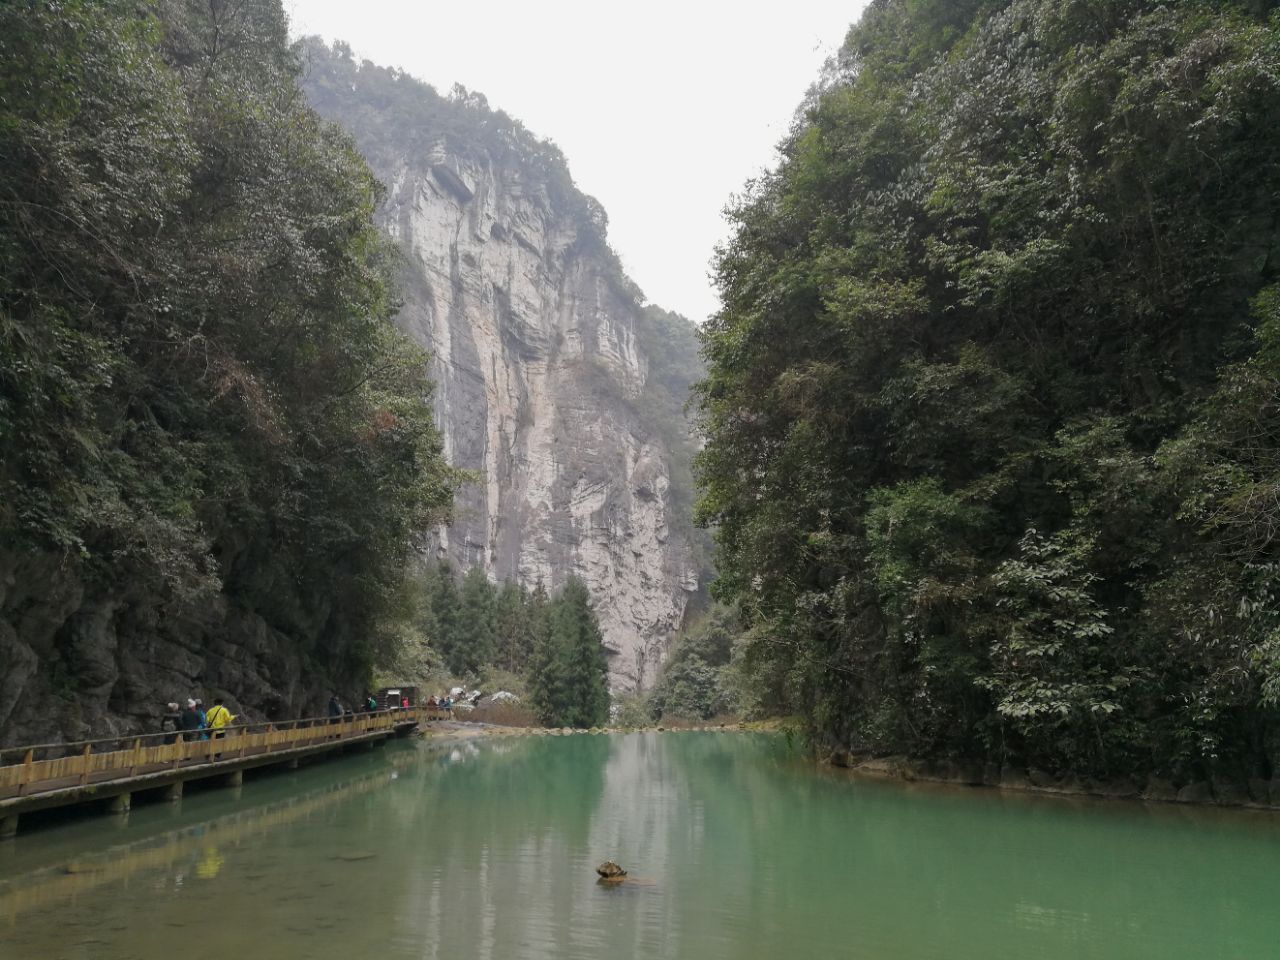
649, 604, 744, 721
413, 562, 540, 679
529, 578, 611, 728
414, 563, 609, 726
0, 0, 455, 689
698, 0, 1280, 780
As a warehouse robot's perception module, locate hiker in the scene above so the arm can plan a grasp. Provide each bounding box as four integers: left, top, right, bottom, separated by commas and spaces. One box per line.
195, 698, 209, 739
327, 694, 342, 739
178, 699, 202, 742
205, 697, 235, 758
161, 702, 181, 744
206, 698, 234, 731
365, 693, 377, 713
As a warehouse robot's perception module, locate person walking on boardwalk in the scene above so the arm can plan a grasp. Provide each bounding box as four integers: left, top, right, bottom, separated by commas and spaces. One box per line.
195, 698, 209, 739
206, 698, 234, 731
206, 698, 235, 758
178, 699, 202, 742
162, 702, 180, 744
327, 694, 343, 739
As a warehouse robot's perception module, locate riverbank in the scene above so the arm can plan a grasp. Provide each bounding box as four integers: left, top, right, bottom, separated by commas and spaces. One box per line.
419, 719, 777, 741
830, 752, 1280, 811
423, 722, 1280, 811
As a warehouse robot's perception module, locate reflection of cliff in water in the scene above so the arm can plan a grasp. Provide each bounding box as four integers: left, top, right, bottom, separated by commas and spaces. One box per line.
386, 734, 613, 951
0, 746, 418, 922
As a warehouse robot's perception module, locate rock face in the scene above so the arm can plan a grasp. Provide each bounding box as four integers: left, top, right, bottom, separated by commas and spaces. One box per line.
0, 47, 704, 747
0, 555, 309, 748
381, 148, 698, 689
303, 48, 705, 691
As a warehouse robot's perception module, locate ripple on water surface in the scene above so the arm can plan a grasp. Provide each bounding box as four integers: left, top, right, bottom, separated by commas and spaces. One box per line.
2, 732, 1279, 960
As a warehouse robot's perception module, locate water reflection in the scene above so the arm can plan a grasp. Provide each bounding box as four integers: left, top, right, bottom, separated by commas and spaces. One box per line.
3, 733, 1280, 960
0, 748, 415, 922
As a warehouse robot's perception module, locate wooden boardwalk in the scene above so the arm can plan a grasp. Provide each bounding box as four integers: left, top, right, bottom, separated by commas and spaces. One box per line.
0, 707, 447, 837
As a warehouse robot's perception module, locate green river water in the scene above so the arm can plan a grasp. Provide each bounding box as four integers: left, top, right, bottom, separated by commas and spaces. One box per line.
2, 731, 1278, 959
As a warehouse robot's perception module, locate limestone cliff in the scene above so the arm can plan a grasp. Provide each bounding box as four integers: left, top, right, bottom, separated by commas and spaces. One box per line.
303, 43, 706, 690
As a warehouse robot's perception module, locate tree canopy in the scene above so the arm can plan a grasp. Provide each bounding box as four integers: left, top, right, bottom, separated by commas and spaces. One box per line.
529, 578, 610, 728
0, 0, 456, 699
697, 0, 1280, 780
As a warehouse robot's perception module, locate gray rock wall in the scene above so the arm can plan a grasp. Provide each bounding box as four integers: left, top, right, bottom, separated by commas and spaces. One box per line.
0, 554, 319, 748
382, 143, 701, 691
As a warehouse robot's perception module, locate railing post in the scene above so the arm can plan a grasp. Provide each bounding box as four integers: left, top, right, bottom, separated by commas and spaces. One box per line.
16, 749, 33, 797
266, 723, 274, 753
128, 738, 142, 777
79, 743, 92, 786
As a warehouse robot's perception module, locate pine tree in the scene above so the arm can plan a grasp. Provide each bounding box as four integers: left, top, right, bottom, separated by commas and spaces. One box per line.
429, 561, 462, 673
495, 581, 533, 673
455, 565, 497, 675
529, 578, 610, 727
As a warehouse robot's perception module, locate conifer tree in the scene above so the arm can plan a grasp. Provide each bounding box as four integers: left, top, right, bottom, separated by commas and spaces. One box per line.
430, 562, 463, 673
529, 578, 610, 727
455, 565, 497, 675
495, 581, 533, 673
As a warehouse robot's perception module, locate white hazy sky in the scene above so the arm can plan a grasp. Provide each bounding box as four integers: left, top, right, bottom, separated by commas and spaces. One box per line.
284, 0, 871, 324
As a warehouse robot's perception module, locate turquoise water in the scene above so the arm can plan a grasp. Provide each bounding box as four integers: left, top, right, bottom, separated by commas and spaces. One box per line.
2, 731, 1278, 959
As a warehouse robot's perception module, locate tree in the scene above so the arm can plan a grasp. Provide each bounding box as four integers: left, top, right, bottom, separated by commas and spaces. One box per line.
529, 578, 610, 727
697, 0, 1280, 778
428, 562, 463, 674
0, 0, 457, 728
495, 581, 534, 673
454, 565, 497, 676
651, 604, 741, 720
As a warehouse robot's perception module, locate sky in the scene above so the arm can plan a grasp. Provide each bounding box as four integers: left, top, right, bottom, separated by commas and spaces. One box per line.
284, 0, 871, 324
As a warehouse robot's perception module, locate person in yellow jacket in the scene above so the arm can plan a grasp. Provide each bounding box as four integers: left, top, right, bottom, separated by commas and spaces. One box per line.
206, 698, 234, 729
205, 697, 235, 758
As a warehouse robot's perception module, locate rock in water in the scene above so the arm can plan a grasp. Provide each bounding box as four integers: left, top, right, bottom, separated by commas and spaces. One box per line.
596, 860, 627, 882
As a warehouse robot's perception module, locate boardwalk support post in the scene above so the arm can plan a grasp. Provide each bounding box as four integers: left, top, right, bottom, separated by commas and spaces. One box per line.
0, 814, 17, 839
108, 792, 131, 814
163, 781, 183, 802
225, 770, 243, 787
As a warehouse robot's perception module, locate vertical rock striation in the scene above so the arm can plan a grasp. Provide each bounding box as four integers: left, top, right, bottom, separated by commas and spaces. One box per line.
393, 148, 699, 690
303, 46, 705, 690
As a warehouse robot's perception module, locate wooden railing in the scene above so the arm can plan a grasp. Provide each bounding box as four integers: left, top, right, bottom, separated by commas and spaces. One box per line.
0, 706, 447, 799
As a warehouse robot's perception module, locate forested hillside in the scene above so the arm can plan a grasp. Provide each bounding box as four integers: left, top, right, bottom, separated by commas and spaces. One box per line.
0, 0, 455, 743
699, 0, 1280, 783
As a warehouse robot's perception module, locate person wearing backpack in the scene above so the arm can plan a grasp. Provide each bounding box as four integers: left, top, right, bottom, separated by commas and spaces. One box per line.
206, 698, 234, 730
206, 698, 235, 758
